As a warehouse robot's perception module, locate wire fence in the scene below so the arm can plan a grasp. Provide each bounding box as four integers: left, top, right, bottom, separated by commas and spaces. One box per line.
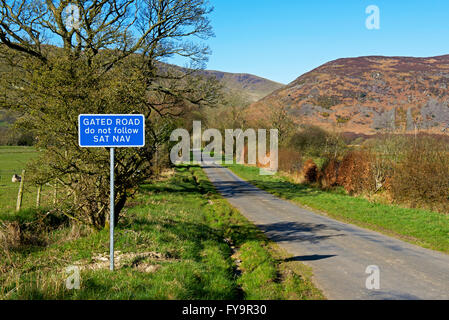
0, 170, 58, 213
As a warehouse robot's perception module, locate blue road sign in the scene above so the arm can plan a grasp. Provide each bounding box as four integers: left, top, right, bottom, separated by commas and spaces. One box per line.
79, 114, 145, 147
79, 114, 145, 270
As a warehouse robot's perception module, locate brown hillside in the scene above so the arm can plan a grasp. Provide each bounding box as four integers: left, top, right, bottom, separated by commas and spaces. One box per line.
201, 70, 285, 102
249, 55, 449, 134
157, 62, 284, 103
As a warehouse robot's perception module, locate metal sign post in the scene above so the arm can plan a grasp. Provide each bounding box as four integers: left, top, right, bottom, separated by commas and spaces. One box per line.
110, 147, 115, 270
78, 114, 145, 271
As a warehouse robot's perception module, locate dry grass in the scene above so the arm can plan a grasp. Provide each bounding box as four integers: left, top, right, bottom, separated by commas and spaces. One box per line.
74, 251, 168, 273
0, 221, 21, 250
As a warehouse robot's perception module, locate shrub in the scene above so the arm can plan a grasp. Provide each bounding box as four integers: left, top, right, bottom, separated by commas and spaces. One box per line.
290, 125, 346, 158
0, 209, 69, 250
318, 148, 386, 195
390, 138, 449, 213
302, 159, 318, 184
318, 159, 340, 189
336, 115, 351, 124
316, 134, 449, 212
312, 95, 341, 109
0, 127, 35, 146
336, 150, 376, 194
278, 149, 302, 173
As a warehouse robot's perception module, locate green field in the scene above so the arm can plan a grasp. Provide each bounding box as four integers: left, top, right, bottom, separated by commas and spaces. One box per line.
0, 164, 323, 300
225, 164, 449, 254
0, 146, 46, 214
0, 146, 37, 170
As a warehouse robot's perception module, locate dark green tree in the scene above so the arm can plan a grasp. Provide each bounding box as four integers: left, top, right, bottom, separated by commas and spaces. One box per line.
0, 0, 219, 229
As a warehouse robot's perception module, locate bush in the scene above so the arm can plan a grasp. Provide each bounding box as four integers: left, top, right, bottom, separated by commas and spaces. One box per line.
287, 127, 449, 213
0, 127, 35, 146
318, 148, 386, 195
302, 159, 318, 184
390, 138, 449, 213
290, 125, 328, 157
278, 149, 302, 173
0, 209, 69, 250
336, 150, 376, 195
312, 95, 341, 109
318, 158, 340, 189
290, 125, 346, 158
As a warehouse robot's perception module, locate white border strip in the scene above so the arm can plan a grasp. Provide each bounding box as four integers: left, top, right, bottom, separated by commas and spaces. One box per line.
78, 114, 145, 148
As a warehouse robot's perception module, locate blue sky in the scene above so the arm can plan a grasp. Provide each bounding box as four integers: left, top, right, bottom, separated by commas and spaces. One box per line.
173, 0, 449, 84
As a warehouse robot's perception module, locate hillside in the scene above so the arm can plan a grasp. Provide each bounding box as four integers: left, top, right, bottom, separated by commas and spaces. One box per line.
159, 62, 285, 102
249, 55, 449, 134
200, 70, 284, 102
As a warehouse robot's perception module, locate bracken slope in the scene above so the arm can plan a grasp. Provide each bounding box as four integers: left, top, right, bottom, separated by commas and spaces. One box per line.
249, 55, 449, 134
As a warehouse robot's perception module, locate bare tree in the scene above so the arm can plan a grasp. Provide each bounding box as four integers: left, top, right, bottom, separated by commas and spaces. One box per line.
263, 101, 295, 147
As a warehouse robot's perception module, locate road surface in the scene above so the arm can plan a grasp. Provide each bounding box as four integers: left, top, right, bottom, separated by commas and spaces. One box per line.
201, 163, 449, 300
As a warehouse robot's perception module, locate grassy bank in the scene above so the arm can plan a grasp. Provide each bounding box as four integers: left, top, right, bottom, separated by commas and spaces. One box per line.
0, 165, 323, 300
225, 164, 449, 254
0, 146, 41, 213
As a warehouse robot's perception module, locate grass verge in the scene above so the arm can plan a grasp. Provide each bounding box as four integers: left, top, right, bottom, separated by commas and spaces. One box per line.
0, 165, 323, 300
0, 146, 53, 214
225, 163, 449, 254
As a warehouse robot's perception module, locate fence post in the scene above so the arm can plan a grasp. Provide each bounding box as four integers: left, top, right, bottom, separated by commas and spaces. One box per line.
36, 184, 42, 208
16, 170, 25, 212
53, 182, 57, 204
155, 147, 159, 174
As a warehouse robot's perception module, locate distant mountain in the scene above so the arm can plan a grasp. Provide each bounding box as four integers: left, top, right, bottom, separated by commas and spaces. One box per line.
153, 60, 284, 103
199, 70, 285, 102
160, 62, 285, 103
249, 55, 449, 134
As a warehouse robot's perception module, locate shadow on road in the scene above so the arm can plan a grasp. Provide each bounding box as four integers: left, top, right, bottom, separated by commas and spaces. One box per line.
285, 254, 337, 262
257, 221, 345, 244
209, 177, 323, 201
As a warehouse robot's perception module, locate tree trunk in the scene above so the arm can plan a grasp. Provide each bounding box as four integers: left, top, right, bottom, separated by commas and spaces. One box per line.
114, 193, 128, 226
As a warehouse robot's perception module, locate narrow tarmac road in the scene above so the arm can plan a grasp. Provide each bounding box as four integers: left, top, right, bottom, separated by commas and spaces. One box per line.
201, 163, 449, 300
